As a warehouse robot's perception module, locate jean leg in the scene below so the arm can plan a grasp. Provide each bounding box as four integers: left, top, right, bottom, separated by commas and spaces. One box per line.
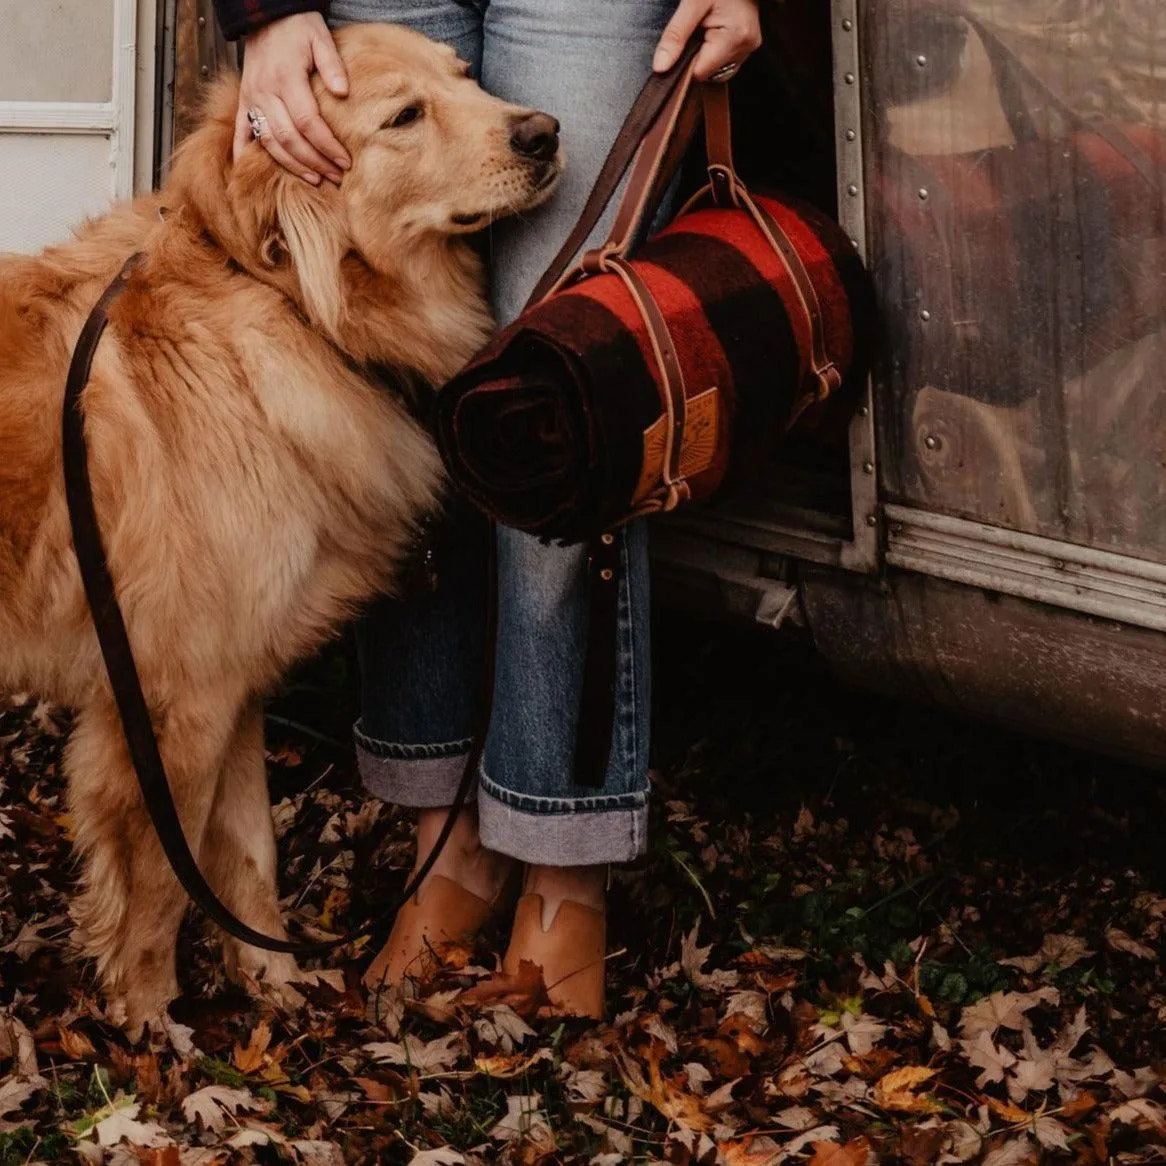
328, 0, 484, 73
342, 1, 487, 807
475, 0, 674, 865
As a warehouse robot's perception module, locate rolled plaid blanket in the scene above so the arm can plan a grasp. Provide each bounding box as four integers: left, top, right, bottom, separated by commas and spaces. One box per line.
436, 194, 877, 544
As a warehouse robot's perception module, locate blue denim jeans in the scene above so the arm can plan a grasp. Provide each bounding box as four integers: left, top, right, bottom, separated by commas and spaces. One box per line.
334, 0, 673, 864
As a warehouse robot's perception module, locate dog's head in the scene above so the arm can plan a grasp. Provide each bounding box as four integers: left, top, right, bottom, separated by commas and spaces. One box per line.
168, 23, 563, 343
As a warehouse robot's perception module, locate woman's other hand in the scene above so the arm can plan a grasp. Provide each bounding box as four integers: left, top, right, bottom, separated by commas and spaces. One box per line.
653, 0, 762, 81
233, 11, 351, 185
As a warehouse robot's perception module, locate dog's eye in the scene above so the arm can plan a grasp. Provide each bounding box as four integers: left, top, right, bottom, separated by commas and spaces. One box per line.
384, 106, 424, 129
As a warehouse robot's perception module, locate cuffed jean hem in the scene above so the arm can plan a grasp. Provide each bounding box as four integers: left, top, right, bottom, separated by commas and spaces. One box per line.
354, 719, 474, 808
477, 768, 649, 866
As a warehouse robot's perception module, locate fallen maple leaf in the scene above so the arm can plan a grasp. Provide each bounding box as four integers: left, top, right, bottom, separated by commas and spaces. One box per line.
233, 1019, 273, 1073
489, 1092, 553, 1145
959, 988, 1058, 1039
616, 1043, 714, 1133
363, 1032, 467, 1074
981, 1135, 1037, 1165
1104, 926, 1157, 960
289, 1139, 345, 1164
0, 1074, 45, 1118
458, 960, 551, 1019
408, 1150, 466, 1166
808, 1135, 871, 1165
1111, 1097, 1166, 1135
84, 1102, 170, 1149
1000, 934, 1093, 974
681, 922, 740, 991
474, 1049, 551, 1079
960, 1030, 1017, 1087
872, 1066, 942, 1114
719, 1134, 783, 1164
180, 1085, 269, 1133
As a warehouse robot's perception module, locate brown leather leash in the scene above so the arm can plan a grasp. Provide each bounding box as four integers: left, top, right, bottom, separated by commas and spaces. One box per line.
62, 253, 492, 956
60, 41, 713, 953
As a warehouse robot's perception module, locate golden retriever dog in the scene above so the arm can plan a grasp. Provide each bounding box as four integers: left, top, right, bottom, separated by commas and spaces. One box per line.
0, 22, 561, 1030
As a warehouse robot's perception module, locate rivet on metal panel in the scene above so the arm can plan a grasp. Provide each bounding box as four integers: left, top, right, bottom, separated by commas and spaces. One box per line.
859, 405, 870, 418
917, 188, 930, 201
920, 310, 931, 322
916, 54, 928, 67
866, 514, 878, 528
862, 461, 874, 475
198, 15, 206, 26
200, 65, 210, 78
600, 533, 614, 546
923, 434, 942, 451
600, 568, 614, 582
845, 128, 856, 141
847, 184, 859, 197
841, 17, 853, 31
891, 522, 904, 535
844, 72, 855, 85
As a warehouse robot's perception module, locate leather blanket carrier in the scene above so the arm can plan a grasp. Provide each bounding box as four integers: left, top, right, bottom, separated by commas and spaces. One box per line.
436, 46, 878, 785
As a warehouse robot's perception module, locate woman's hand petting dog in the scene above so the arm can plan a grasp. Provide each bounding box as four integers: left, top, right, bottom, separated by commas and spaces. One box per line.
233, 11, 351, 182
236, 1, 761, 184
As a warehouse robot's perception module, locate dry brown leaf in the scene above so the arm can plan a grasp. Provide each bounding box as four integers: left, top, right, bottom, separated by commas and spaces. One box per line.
958, 988, 1059, 1039
961, 1031, 1017, 1088
872, 1066, 943, 1114
986, 1097, 1031, 1125
808, 1136, 871, 1166
681, 922, 739, 991
57, 1024, 97, 1060
999, 934, 1093, 974
458, 959, 551, 1019
842, 1046, 897, 1080
474, 1049, 551, 1079
615, 1043, 714, 1133
233, 1019, 273, 1074
1111, 1097, 1166, 1135
1104, 926, 1157, 960
719, 1134, 783, 1164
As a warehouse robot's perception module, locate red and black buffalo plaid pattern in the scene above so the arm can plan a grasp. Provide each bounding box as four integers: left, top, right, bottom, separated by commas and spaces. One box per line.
213, 0, 328, 40
437, 194, 877, 544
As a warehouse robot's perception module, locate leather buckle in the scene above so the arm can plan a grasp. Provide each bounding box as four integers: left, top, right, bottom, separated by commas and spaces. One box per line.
815, 362, 842, 400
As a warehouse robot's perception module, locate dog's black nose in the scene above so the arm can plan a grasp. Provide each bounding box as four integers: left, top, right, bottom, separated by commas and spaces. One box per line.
510, 112, 560, 161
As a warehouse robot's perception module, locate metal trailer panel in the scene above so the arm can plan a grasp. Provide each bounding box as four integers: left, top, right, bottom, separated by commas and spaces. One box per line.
802, 564, 1166, 768
860, 0, 1166, 565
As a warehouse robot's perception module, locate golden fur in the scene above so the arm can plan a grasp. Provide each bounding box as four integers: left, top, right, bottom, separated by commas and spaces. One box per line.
0, 23, 560, 1029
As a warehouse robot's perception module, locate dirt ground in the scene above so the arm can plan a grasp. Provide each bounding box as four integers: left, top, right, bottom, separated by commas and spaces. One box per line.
1, 607, 1164, 1164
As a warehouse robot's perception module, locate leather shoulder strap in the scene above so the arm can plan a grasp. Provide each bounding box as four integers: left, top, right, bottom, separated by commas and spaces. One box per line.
524, 38, 703, 308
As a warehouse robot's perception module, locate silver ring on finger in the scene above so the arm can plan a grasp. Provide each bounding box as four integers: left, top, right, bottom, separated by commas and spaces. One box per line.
710, 61, 740, 82
247, 107, 270, 141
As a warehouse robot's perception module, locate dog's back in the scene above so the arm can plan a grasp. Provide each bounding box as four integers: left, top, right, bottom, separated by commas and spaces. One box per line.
0, 193, 443, 706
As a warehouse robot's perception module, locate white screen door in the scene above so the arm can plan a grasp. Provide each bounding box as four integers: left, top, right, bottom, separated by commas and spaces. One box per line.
0, 0, 140, 253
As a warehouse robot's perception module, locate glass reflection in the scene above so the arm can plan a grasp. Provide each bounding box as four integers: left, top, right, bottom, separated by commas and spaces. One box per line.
865, 1, 1166, 557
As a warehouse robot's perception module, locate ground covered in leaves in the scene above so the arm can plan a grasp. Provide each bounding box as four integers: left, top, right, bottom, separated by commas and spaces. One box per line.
2, 611, 1165, 1164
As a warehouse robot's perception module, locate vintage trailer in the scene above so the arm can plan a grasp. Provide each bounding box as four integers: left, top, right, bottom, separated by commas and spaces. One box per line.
3, 0, 1163, 762
652, 0, 1166, 765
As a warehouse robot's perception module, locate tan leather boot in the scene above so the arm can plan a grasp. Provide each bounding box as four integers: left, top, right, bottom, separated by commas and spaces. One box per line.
363, 874, 496, 990
502, 893, 606, 1020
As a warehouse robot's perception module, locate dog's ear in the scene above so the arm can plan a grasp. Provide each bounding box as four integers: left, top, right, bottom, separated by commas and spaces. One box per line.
269, 179, 348, 337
